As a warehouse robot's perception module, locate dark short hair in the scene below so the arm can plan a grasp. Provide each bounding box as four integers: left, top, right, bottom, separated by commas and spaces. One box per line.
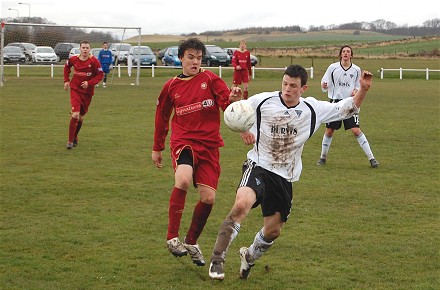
103, 41, 108, 45
80, 40, 90, 46
339, 45, 353, 58
284, 64, 308, 86
178, 37, 206, 59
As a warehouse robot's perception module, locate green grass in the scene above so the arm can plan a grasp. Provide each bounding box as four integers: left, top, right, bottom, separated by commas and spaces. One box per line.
1, 59, 439, 289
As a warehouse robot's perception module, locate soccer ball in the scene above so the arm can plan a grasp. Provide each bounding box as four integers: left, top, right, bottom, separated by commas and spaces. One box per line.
224, 100, 256, 132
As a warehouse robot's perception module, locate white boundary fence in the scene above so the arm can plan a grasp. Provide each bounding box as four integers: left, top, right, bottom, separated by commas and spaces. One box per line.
1, 64, 314, 79
8, 64, 440, 81
380, 68, 440, 80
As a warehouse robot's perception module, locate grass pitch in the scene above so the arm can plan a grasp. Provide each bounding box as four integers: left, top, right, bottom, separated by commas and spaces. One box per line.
1, 61, 439, 289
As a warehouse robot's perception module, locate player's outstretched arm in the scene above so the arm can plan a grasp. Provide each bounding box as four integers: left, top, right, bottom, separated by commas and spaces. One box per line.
353, 70, 373, 108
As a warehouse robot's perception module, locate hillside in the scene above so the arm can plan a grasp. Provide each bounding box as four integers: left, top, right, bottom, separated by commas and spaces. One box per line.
126, 30, 440, 58
128, 30, 405, 44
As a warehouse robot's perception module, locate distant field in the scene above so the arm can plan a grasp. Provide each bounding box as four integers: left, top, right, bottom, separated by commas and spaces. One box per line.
132, 30, 410, 45
0, 59, 439, 289
129, 30, 440, 58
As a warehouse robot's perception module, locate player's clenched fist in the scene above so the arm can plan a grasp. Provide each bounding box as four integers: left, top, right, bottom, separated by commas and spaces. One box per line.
360, 70, 373, 91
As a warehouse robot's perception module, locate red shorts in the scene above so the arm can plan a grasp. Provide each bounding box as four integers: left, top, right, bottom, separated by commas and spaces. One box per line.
233, 69, 249, 85
171, 143, 221, 191
70, 89, 92, 115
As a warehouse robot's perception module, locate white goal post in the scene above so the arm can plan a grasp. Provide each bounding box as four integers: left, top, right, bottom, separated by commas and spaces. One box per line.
1, 21, 142, 87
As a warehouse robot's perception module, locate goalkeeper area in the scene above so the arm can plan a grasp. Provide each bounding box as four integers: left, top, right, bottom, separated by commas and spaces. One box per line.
1, 22, 143, 86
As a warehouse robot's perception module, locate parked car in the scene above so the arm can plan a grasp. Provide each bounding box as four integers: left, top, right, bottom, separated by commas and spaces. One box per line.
109, 43, 132, 64
162, 46, 181, 67
32, 46, 58, 63
157, 47, 167, 62
2, 46, 26, 63
128, 46, 157, 66
6, 42, 36, 62
54, 43, 79, 61
202, 45, 230, 67
223, 48, 258, 66
90, 48, 101, 58
68, 47, 81, 58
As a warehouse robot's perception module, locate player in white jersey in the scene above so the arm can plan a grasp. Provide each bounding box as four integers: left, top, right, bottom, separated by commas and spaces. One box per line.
208, 64, 374, 280
317, 45, 379, 168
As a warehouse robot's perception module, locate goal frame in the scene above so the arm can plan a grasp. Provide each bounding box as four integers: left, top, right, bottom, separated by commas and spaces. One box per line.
1, 21, 142, 87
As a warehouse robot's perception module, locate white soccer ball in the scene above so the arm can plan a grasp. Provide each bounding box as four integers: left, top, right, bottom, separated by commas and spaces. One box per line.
224, 100, 256, 132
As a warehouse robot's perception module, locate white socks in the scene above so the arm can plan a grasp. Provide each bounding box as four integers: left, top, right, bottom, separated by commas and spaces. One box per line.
247, 228, 273, 263
320, 134, 333, 159
321, 133, 375, 161
356, 133, 375, 160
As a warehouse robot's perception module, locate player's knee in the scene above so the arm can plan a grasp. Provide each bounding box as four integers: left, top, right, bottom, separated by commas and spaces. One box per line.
352, 128, 362, 136
200, 193, 215, 204
176, 180, 191, 191
175, 176, 191, 190
325, 128, 334, 137
71, 112, 80, 120
264, 227, 281, 240
232, 197, 249, 215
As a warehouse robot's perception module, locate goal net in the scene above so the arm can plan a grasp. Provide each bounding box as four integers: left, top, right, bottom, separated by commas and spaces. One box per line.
1, 22, 142, 86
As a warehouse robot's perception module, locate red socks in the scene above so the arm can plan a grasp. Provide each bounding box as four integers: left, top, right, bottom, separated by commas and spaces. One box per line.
166, 187, 213, 244
243, 90, 249, 100
185, 201, 213, 245
68, 118, 78, 143
74, 120, 83, 141
167, 187, 187, 240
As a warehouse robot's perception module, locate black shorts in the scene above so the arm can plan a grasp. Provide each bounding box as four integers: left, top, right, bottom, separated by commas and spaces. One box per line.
176, 149, 196, 187
239, 159, 293, 222
176, 148, 193, 167
325, 99, 360, 130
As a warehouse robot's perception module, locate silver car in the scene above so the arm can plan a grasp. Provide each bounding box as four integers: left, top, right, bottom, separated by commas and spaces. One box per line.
6, 42, 36, 62
3, 46, 26, 63
109, 43, 132, 65
69, 47, 81, 58
129, 46, 157, 66
32, 46, 58, 63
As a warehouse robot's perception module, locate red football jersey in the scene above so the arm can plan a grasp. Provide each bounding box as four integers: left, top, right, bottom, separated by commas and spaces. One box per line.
64, 55, 103, 95
232, 50, 251, 75
153, 69, 231, 151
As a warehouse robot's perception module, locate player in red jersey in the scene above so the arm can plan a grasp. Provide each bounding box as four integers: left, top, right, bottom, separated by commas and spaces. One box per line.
152, 38, 242, 266
232, 40, 252, 99
64, 41, 103, 149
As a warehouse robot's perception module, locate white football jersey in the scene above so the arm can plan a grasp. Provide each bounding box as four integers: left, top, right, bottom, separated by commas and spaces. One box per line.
246, 91, 359, 182
321, 62, 361, 100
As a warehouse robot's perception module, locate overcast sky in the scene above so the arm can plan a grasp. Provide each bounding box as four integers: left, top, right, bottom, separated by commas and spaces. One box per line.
1, 0, 439, 35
